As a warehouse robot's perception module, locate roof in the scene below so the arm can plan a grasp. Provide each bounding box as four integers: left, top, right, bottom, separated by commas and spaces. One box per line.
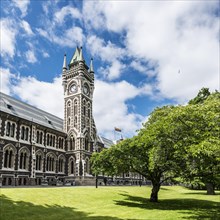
0, 92, 64, 132
69, 47, 84, 64
0, 93, 115, 146
99, 136, 114, 148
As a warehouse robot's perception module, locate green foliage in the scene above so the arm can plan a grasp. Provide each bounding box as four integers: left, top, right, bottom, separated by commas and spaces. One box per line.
188, 87, 211, 104
91, 89, 220, 200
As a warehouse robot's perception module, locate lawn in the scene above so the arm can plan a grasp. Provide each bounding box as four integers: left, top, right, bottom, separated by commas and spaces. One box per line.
0, 186, 219, 220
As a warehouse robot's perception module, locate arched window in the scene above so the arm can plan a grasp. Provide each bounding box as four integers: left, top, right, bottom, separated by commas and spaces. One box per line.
83, 100, 86, 116
74, 100, 78, 115
46, 134, 49, 145
25, 127, 29, 141
69, 158, 75, 175
11, 123, 15, 137
21, 126, 25, 140
58, 156, 65, 172
85, 139, 89, 151
40, 132, 43, 144
19, 148, 30, 170
36, 131, 39, 143
3, 146, 15, 169
36, 150, 43, 171
52, 136, 55, 147
46, 153, 56, 172
69, 136, 75, 150
6, 122, 10, 136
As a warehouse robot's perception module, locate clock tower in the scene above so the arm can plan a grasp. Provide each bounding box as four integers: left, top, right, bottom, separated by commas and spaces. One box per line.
62, 47, 97, 184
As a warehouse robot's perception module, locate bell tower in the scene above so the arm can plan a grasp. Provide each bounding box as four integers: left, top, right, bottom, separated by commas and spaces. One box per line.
62, 47, 97, 183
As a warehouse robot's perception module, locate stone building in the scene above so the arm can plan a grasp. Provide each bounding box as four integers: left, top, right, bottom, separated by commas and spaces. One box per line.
0, 47, 143, 187
0, 47, 112, 186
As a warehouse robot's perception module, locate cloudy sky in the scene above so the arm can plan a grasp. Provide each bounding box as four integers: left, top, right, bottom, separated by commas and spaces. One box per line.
0, 0, 219, 139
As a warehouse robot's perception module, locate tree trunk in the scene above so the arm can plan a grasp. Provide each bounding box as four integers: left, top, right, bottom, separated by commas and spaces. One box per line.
150, 183, 161, 202
206, 182, 215, 195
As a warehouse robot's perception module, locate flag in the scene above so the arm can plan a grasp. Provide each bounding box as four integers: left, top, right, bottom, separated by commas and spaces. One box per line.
114, 127, 122, 132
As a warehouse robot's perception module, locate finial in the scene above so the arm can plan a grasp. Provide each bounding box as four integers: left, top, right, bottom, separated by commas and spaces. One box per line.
79, 46, 83, 61
89, 58, 94, 73
62, 53, 67, 71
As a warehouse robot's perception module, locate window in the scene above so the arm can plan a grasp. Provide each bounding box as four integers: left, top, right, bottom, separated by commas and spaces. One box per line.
6, 122, 10, 136
85, 139, 89, 151
19, 148, 30, 170
74, 100, 77, 115
58, 156, 65, 172
58, 138, 64, 149
20, 126, 29, 141
69, 158, 75, 175
83, 100, 86, 116
5, 121, 16, 138
69, 136, 75, 150
3, 146, 15, 169
36, 151, 43, 171
46, 154, 56, 172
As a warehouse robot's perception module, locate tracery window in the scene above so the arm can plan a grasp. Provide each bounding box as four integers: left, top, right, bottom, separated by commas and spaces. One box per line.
19, 148, 30, 170
46, 153, 56, 172
3, 145, 15, 169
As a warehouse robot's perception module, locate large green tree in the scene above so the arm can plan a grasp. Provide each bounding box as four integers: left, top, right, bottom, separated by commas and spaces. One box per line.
91, 89, 220, 201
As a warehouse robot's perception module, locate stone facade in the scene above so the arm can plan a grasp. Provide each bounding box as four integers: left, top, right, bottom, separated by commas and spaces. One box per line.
0, 47, 143, 187
0, 47, 105, 186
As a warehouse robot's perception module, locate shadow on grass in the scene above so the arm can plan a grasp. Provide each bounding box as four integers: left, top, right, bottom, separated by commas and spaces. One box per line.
114, 193, 220, 219
0, 195, 123, 220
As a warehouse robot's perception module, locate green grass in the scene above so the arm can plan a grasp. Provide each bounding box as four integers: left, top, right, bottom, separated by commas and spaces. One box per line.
0, 186, 219, 220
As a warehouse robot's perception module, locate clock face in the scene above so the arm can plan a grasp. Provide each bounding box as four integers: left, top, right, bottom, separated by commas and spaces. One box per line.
70, 84, 77, 93
83, 84, 89, 95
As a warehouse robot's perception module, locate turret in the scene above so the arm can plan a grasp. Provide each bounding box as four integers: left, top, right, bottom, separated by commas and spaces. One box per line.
62, 53, 67, 72
89, 58, 94, 73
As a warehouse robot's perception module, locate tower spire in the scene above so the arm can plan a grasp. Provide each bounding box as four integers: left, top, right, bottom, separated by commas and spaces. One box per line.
89, 58, 94, 73
62, 53, 67, 72
79, 46, 84, 61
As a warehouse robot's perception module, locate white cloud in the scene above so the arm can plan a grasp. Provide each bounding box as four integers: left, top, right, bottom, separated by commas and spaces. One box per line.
12, 76, 64, 118
36, 5, 84, 48
54, 6, 81, 24
0, 68, 16, 95
3, 71, 148, 138
94, 80, 144, 138
25, 50, 37, 63
87, 35, 126, 80
12, 0, 30, 17
84, 1, 219, 103
20, 20, 33, 35
0, 18, 17, 58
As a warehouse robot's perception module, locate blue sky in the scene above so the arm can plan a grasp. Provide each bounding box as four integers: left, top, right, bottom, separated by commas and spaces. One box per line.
1, 0, 219, 139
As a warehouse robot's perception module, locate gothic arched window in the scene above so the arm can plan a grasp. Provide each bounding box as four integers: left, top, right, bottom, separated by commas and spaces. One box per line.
74, 100, 78, 115
46, 153, 56, 172
6, 122, 10, 136
36, 151, 43, 171
69, 158, 75, 175
19, 148, 30, 170
85, 139, 89, 151
3, 145, 15, 169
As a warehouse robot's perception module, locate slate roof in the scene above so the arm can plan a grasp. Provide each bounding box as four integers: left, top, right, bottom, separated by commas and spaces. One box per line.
0, 92, 114, 147
99, 136, 114, 148
0, 92, 64, 132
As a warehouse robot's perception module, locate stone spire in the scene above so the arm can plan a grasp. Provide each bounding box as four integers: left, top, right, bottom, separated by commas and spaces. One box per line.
89, 58, 94, 73
79, 46, 84, 62
62, 53, 67, 72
